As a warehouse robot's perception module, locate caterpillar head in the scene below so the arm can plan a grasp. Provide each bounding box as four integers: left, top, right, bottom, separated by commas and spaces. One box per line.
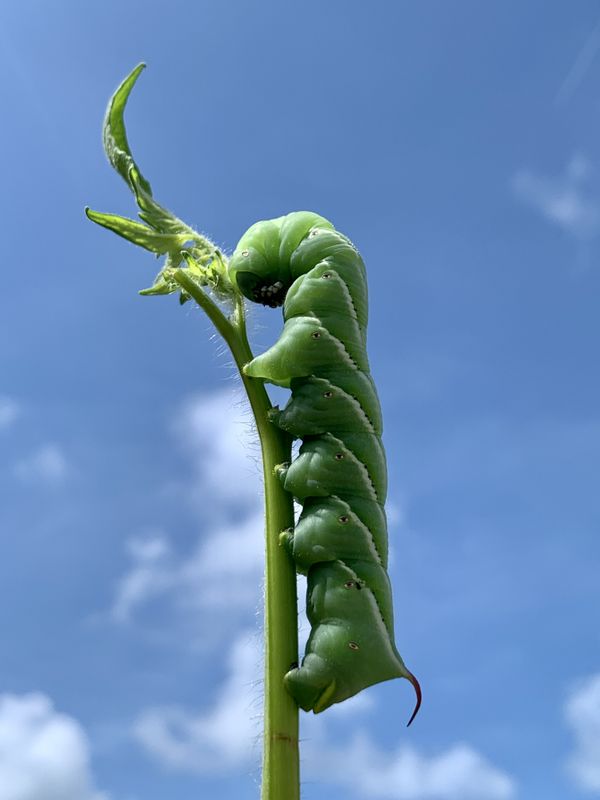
228, 211, 334, 306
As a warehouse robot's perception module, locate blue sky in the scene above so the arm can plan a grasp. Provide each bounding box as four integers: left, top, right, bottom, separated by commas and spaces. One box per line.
1, 1, 599, 798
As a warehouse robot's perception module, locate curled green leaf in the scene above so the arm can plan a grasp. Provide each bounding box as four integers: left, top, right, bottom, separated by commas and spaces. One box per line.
139, 278, 178, 296
96, 64, 217, 250
102, 63, 151, 194
101, 64, 196, 240
85, 207, 190, 254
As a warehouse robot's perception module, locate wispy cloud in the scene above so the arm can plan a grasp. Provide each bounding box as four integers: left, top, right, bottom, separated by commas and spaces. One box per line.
0, 395, 20, 430
305, 735, 516, 800
0, 693, 108, 800
556, 19, 600, 105
171, 390, 262, 513
134, 636, 515, 800
13, 443, 69, 485
133, 631, 262, 772
565, 672, 600, 790
110, 390, 266, 635
110, 510, 265, 628
111, 535, 175, 624
512, 154, 600, 240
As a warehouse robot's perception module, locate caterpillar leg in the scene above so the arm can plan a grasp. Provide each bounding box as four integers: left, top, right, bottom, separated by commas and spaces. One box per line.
284, 652, 337, 713
278, 527, 295, 556
273, 462, 290, 484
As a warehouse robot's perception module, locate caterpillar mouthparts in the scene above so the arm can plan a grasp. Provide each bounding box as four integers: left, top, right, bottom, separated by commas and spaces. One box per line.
252, 279, 287, 307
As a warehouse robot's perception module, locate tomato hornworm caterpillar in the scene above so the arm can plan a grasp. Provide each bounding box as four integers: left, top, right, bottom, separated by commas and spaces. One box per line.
228, 211, 421, 724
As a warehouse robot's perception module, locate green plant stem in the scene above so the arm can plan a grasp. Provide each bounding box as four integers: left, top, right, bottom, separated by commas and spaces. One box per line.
173, 271, 300, 800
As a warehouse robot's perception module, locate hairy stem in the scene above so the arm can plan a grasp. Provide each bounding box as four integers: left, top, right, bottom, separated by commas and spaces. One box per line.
172, 271, 300, 800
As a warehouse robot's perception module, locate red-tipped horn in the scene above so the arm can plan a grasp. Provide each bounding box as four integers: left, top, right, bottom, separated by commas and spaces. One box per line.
405, 670, 422, 727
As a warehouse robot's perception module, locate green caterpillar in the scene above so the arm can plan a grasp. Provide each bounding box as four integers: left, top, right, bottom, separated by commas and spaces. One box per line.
228, 211, 421, 723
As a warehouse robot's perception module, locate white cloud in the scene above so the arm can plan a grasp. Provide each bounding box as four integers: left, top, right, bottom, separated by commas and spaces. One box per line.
177, 509, 265, 607
110, 510, 264, 626
386, 499, 406, 529
306, 734, 516, 800
133, 635, 514, 800
110, 391, 269, 635
321, 689, 375, 718
172, 390, 262, 511
565, 672, 600, 790
0, 396, 20, 429
133, 631, 261, 772
512, 155, 600, 240
14, 444, 68, 485
111, 535, 174, 624
0, 693, 107, 800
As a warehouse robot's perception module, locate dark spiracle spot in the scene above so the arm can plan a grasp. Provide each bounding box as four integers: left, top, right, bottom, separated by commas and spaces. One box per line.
309, 229, 319, 237
334, 452, 344, 460
241, 249, 250, 257
338, 515, 350, 524
311, 331, 321, 339
348, 641, 360, 651
322, 272, 332, 279
323, 391, 333, 398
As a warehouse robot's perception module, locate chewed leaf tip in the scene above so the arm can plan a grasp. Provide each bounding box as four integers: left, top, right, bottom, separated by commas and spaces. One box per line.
405, 670, 422, 727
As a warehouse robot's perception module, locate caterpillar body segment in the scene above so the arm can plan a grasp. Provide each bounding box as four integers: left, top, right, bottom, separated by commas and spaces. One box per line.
228, 212, 420, 723
280, 497, 385, 573
278, 435, 386, 508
